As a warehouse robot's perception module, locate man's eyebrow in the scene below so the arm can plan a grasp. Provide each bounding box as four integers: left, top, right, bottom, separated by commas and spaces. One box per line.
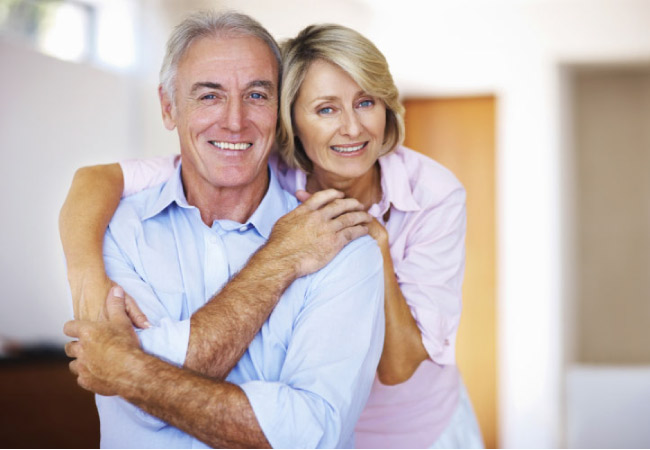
247, 80, 275, 91
190, 82, 223, 94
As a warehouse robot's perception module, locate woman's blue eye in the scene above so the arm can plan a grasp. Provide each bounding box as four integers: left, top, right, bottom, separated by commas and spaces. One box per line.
359, 99, 374, 108
318, 107, 334, 114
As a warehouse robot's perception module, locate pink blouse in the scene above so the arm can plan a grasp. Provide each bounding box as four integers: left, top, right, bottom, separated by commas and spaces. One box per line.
120, 145, 466, 448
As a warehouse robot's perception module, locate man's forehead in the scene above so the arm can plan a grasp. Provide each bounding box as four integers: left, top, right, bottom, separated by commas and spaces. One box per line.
179, 34, 278, 83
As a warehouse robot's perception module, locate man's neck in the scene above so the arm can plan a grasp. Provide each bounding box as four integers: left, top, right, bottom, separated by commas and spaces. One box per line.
181, 169, 270, 227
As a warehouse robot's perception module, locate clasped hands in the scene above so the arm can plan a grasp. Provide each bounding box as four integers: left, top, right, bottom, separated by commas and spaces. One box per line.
64, 286, 142, 396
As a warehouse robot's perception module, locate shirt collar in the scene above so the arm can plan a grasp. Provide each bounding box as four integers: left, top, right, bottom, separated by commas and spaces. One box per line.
142, 163, 190, 221
142, 162, 288, 240
377, 148, 421, 213
244, 166, 288, 239
279, 148, 421, 216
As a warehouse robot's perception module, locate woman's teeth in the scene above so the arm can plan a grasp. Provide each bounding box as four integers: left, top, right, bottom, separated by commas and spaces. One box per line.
209, 141, 252, 150
331, 143, 365, 153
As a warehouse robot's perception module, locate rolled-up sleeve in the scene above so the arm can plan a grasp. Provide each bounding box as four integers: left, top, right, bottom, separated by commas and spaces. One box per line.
396, 187, 467, 365
102, 225, 191, 429
240, 237, 385, 449
103, 227, 191, 366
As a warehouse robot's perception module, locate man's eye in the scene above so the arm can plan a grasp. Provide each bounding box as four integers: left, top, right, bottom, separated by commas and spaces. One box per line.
201, 94, 217, 100
250, 92, 266, 100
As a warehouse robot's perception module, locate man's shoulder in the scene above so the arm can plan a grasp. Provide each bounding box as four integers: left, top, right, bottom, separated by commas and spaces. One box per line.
111, 183, 168, 225
310, 235, 383, 288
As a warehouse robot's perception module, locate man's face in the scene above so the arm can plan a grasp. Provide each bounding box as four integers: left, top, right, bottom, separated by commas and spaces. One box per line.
161, 34, 278, 196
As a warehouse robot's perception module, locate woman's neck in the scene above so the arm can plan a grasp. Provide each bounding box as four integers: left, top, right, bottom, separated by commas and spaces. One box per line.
306, 163, 382, 210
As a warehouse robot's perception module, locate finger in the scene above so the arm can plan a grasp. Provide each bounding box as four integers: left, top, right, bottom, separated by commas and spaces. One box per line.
69, 359, 79, 376
332, 211, 373, 231
63, 320, 81, 338
105, 286, 133, 326
300, 189, 344, 210
320, 198, 366, 220
64, 341, 79, 358
295, 189, 312, 203
337, 224, 370, 243
125, 295, 151, 329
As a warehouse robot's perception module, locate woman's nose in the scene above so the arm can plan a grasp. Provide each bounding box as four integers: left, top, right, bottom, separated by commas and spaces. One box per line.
340, 110, 362, 138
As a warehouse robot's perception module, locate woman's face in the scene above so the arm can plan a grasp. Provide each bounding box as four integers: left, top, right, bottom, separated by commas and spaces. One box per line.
292, 59, 387, 180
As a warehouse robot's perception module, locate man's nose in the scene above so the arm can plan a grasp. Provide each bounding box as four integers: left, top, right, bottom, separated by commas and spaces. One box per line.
340, 110, 362, 138
223, 98, 244, 132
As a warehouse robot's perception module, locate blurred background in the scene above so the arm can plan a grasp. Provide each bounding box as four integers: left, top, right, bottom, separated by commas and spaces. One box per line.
1, 0, 649, 447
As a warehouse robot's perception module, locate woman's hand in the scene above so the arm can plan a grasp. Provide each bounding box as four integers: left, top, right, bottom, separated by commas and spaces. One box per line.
367, 218, 389, 250
71, 271, 150, 328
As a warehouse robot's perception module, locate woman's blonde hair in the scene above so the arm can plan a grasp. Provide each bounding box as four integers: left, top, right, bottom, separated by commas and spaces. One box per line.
277, 24, 405, 172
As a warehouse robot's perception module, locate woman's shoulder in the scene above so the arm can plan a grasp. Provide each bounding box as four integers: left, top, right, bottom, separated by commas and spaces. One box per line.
382, 146, 465, 208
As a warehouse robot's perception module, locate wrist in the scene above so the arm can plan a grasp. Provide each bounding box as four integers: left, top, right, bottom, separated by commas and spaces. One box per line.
68, 270, 113, 320
254, 241, 302, 281
112, 346, 149, 399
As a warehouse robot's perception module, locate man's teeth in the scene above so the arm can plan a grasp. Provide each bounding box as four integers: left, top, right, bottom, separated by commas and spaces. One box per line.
209, 141, 252, 150
331, 143, 365, 153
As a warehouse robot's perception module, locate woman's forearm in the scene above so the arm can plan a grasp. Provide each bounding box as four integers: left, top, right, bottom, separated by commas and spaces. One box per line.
59, 163, 124, 320
372, 227, 429, 386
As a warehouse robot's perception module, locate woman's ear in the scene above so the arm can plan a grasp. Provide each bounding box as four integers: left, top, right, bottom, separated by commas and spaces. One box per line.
159, 85, 176, 131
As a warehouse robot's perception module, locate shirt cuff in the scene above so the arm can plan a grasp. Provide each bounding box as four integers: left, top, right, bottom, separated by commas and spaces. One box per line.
240, 380, 333, 449
137, 317, 190, 366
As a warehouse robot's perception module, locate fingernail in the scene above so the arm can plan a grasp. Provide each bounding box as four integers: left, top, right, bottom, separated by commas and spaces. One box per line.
144, 321, 152, 329
112, 286, 125, 298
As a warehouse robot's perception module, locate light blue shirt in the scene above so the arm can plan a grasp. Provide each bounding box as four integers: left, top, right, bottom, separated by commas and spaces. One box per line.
97, 164, 385, 449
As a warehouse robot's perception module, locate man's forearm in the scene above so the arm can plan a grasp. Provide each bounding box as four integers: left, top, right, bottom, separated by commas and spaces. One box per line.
183, 189, 370, 380
118, 348, 270, 448
185, 242, 298, 379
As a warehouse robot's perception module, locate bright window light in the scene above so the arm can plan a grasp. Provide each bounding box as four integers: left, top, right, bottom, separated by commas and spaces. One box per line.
0, 0, 136, 71
37, 2, 90, 62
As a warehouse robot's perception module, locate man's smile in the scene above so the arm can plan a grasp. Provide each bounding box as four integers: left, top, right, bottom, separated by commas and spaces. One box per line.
208, 141, 253, 150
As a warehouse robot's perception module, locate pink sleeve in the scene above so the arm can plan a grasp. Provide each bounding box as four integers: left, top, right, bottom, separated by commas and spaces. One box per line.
119, 154, 180, 198
395, 187, 467, 365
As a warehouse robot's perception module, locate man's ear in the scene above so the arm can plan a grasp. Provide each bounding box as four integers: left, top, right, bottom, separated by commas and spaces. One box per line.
159, 85, 176, 131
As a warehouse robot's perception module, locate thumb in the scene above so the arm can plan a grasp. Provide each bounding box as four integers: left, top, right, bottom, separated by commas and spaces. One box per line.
295, 189, 312, 203
105, 286, 132, 326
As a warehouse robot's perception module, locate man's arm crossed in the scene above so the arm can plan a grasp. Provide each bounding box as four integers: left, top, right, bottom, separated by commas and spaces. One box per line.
241, 236, 385, 448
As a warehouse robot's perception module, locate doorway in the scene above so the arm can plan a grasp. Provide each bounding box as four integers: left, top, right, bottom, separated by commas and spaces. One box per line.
403, 96, 498, 448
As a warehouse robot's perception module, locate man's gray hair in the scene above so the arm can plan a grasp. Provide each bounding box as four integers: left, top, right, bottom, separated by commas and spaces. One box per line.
160, 10, 282, 103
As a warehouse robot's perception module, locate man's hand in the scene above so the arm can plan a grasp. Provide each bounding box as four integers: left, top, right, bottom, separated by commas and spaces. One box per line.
64, 286, 142, 396
266, 189, 371, 278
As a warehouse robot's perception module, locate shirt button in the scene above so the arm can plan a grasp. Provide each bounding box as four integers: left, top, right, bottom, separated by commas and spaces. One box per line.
239, 225, 248, 232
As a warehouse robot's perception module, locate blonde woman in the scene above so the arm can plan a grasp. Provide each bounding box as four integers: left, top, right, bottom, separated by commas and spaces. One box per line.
60, 23, 482, 448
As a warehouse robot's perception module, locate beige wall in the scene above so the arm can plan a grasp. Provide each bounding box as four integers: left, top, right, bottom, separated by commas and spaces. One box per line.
573, 68, 650, 364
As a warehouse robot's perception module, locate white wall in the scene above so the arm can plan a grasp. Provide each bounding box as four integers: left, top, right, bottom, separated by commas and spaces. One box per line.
3, 0, 650, 447
0, 39, 136, 343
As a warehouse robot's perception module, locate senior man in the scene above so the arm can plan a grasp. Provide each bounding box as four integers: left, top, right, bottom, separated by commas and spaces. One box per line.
63, 10, 384, 449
